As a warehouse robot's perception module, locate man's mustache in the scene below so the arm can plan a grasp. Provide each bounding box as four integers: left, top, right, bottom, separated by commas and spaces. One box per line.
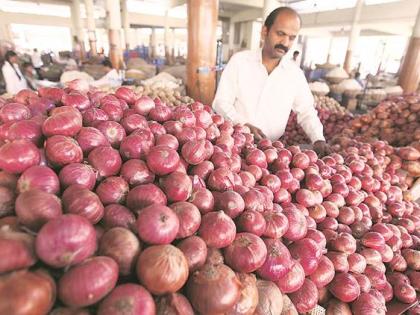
274, 44, 289, 53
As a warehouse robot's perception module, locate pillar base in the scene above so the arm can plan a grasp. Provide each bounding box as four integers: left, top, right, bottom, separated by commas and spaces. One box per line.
398, 37, 420, 94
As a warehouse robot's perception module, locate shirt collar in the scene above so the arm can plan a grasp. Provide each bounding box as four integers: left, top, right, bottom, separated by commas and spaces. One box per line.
255, 49, 288, 70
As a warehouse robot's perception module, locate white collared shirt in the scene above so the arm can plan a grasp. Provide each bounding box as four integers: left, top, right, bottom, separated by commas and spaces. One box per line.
1, 62, 28, 95
213, 50, 325, 143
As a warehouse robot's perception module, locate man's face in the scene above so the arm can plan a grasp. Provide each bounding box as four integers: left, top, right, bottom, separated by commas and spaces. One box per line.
10, 56, 18, 64
261, 12, 300, 59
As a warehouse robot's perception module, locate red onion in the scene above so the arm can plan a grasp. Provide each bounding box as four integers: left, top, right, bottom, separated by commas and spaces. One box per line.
189, 188, 214, 214
224, 233, 267, 273
257, 238, 293, 281
160, 172, 192, 202
58, 256, 118, 307
98, 227, 141, 275
198, 211, 236, 248
76, 127, 109, 154
134, 96, 155, 115
42, 107, 82, 137
208, 167, 235, 192
126, 183, 167, 211
0, 269, 56, 315
0, 227, 37, 273
137, 244, 188, 295
364, 265, 387, 290
88, 146, 122, 178
59, 163, 96, 190
82, 108, 109, 126
186, 262, 240, 314
289, 278, 318, 313
170, 201, 201, 239
136, 204, 179, 244
0, 103, 31, 122
283, 207, 308, 241
45, 135, 83, 167
100, 102, 123, 122
146, 145, 180, 176
402, 249, 420, 270
35, 214, 96, 268
326, 251, 349, 273
98, 284, 155, 315
310, 255, 335, 288
361, 232, 385, 250
254, 280, 283, 315
15, 189, 62, 231
62, 185, 104, 224
0, 139, 40, 173
394, 282, 417, 303
17, 165, 59, 195
262, 211, 289, 239
289, 238, 321, 276
351, 292, 386, 315
329, 273, 360, 302
348, 253, 367, 274
177, 236, 207, 272
7, 119, 42, 145
103, 204, 136, 231
276, 260, 305, 293
96, 176, 129, 205
120, 159, 154, 186
214, 190, 245, 219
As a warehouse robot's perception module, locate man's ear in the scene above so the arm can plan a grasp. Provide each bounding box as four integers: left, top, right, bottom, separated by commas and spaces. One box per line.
261, 26, 268, 41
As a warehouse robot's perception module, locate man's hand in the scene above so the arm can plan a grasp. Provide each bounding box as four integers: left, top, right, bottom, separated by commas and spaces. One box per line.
313, 140, 331, 157
245, 123, 266, 141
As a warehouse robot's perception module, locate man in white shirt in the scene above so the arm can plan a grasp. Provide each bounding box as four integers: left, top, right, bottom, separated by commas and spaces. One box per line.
213, 7, 330, 156
91, 59, 121, 88
1, 50, 28, 95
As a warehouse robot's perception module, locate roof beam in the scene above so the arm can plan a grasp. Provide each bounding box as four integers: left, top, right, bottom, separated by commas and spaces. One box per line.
221, 0, 264, 8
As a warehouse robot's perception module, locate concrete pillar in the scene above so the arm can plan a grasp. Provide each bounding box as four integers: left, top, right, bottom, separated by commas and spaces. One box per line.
228, 20, 235, 57
187, 0, 219, 105
150, 28, 157, 59
326, 36, 334, 63
399, 6, 420, 93
164, 10, 172, 64
106, 0, 123, 69
71, 0, 84, 58
343, 0, 364, 73
121, 0, 130, 50
84, 0, 97, 56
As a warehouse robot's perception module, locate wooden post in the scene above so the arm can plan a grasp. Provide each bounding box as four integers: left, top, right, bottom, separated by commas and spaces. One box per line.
164, 11, 172, 64
71, 0, 85, 60
106, 0, 123, 69
344, 0, 364, 72
187, 0, 219, 105
398, 7, 420, 93
84, 0, 97, 56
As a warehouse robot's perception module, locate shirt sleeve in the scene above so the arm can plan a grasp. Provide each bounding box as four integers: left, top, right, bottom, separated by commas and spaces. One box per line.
212, 54, 240, 124
292, 71, 325, 143
2, 64, 22, 95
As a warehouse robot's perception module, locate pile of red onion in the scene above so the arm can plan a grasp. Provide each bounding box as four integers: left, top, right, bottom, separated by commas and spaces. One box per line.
0, 86, 418, 315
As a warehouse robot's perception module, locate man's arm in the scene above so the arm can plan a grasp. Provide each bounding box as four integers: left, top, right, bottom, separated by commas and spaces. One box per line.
212, 55, 240, 123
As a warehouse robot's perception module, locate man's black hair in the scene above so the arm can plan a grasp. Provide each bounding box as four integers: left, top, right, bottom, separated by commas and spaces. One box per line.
293, 50, 300, 56
5, 50, 17, 62
102, 59, 113, 68
264, 7, 301, 30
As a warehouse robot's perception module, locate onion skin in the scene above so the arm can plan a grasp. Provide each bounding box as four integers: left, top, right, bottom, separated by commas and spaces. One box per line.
187, 263, 241, 314
137, 245, 189, 295
136, 204, 179, 245
98, 227, 141, 276
257, 238, 293, 281
310, 255, 335, 288
289, 278, 318, 314
352, 292, 386, 315
329, 272, 360, 302
198, 210, 236, 248
98, 284, 156, 315
58, 256, 119, 307
275, 260, 305, 294
35, 214, 97, 268
326, 299, 352, 315
17, 165, 60, 195
0, 139, 40, 174
0, 226, 37, 273
177, 236, 208, 272
227, 273, 259, 315
224, 232, 267, 273
254, 280, 283, 315
15, 189, 62, 231
0, 269, 56, 315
